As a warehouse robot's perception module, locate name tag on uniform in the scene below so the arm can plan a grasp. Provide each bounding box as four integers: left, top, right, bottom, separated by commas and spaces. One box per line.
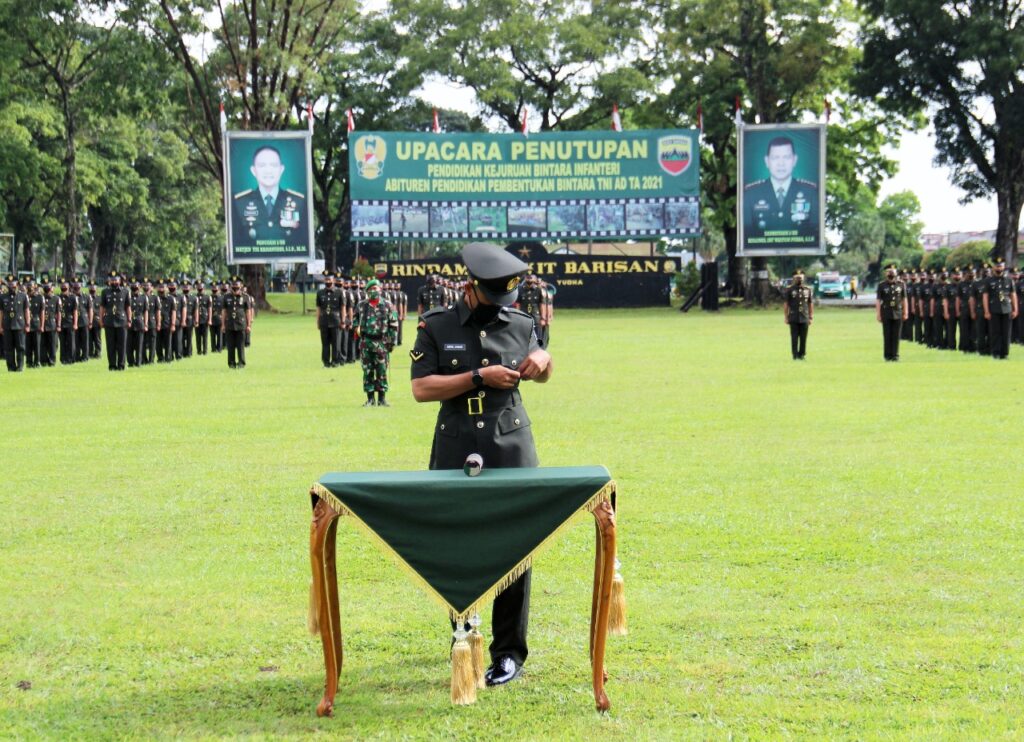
443, 343, 466, 351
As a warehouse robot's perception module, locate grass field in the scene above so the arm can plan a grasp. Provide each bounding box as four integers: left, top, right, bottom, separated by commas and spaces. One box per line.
2, 300, 1023, 740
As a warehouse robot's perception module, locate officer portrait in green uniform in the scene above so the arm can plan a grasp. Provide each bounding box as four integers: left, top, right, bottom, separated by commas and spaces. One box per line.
738, 125, 825, 256
225, 132, 314, 263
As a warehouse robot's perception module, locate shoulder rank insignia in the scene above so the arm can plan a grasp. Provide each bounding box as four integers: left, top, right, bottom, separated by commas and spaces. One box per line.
410, 350, 424, 361
233, 189, 254, 199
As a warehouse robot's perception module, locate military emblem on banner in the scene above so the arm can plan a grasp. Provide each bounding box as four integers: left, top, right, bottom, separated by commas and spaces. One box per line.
354, 135, 387, 180
657, 135, 692, 176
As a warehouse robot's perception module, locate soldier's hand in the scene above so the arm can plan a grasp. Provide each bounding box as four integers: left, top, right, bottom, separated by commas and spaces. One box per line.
518, 349, 550, 380
480, 364, 520, 389
984, 312, 991, 321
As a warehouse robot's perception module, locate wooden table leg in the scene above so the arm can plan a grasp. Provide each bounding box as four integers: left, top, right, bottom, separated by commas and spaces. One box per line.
589, 499, 616, 712
310, 494, 344, 717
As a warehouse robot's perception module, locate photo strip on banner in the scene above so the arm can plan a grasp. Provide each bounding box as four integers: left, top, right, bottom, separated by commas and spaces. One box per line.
737, 124, 826, 256
348, 130, 701, 242
223, 131, 316, 264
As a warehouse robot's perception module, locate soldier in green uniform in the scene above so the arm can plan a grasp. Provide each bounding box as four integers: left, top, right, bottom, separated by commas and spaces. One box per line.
1, 275, 30, 371
127, 278, 148, 367
143, 278, 159, 364
195, 280, 211, 355
316, 270, 342, 367
743, 137, 818, 242
354, 278, 398, 406
156, 280, 174, 363
58, 278, 78, 364
26, 278, 44, 368
100, 270, 130, 371
875, 264, 909, 361
73, 278, 91, 363
41, 278, 59, 366
983, 257, 1018, 359
88, 281, 102, 358
957, 266, 975, 352
221, 276, 252, 368
231, 146, 307, 249
410, 242, 553, 687
517, 275, 545, 347
971, 265, 990, 355
182, 280, 197, 357
210, 281, 224, 353
783, 269, 813, 359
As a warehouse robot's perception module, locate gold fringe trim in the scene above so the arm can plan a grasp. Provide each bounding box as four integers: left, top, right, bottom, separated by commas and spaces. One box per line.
609, 573, 628, 636
310, 479, 616, 625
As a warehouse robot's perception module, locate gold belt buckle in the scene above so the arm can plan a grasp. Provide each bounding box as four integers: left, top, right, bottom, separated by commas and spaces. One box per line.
467, 397, 483, 415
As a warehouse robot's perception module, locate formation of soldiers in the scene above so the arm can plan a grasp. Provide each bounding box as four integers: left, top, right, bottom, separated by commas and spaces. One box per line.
898, 259, 1021, 360
0, 272, 256, 372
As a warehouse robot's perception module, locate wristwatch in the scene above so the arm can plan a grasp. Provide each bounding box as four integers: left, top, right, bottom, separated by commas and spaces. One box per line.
472, 368, 484, 388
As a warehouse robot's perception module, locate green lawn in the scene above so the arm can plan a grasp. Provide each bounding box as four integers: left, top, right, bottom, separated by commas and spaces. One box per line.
2, 303, 1022, 740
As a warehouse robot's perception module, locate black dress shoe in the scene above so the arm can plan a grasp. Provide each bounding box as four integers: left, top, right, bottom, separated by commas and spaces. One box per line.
484, 656, 522, 686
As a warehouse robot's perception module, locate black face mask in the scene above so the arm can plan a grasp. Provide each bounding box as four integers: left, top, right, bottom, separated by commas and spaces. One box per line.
470, 302, 502, 325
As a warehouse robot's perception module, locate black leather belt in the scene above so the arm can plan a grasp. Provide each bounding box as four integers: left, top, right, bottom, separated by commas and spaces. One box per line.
442, 388, 522, 416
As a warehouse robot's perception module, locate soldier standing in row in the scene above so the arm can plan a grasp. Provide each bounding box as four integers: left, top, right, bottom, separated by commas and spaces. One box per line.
913, 270, 926, 344
127, 279, 148, 367
393, 281, 408, 346
74, 279, 92, 363
316, 270, 342, 367
1, 275, 30, 372
100, 270, 130, 371
518, 276, 545, 348
89, 281, 102, 358
166, 280, 181, 359
1012, 266, 1024, 345
942, 269, 958, 350
156, 280, 174, 363
783, 269, 813, 360
195, 280, 211, 355
983, 257, 1018, 359
243, 284, 254, 348
59, 279, 78, 364
971, 265, 990, 355
211, 281, 225, 353
899, 269, 913, 341
182, 281, 196, 358
41, 279, 59, 366
222, 276, 252, 368
26, 279, 44, 368
144, 279, 159, 364
355, 278, 398, 406
957, 266, 975, 352
875, 264, 908, 361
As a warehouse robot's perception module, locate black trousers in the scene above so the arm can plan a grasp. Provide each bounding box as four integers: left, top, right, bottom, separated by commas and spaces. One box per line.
945, 317, 957, 349
211, 323, 222, 352
901, 315, 913, 340
882, 318, 902, 360
1013, 311, 1024, 344
958, 315, 974, 352
195, 324, 208, 355
127, 329, 144, 366
320, 326, 341, 366
157, 328, 172, 362
26, 331, 40, 367
245, 328, 251, 347
789, 321, 808, 358
172, 328, 182, 359
90, 326, 102, 357
975, 316, 990, 354
182, 325, 193, 357
914, 314, 924, 343
225, 328, 246, 367
104, 326, 127, 369
4, 329, 26, 371
143, 330, 156, 364
396, 319, 404, 346
989, 313, 1012, 358
41, 331, 57, 365
60, 328, 76, 364
75, 326, 90, 362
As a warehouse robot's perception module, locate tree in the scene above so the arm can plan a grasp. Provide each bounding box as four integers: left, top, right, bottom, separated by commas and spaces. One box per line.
856, 0, 1024, 265
945, 239, 992, 269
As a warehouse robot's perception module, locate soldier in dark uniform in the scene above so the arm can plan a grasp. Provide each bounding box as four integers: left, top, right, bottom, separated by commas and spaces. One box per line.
315, 271, 342, 367
942, 269, 958, 350
58, 278, 78, 364
921, 271, 935, 348
88, 281, 102, 358
913, 270, 926, 343
344, 276, 358, 363
354, 278, 398, 406
983, 257, 1018, 359
127, 279, 148, 367
410, 242, 552, 687
1012, 267, 1024, 345
100, 270, 130, 371
517, 275, 545, 348
210, 281, 224, 353
971, 265, 990, 355
898, 270, 913, 341
875, 264, 908, 361
1, 275, 30, 371
221, 276, 252, 368
41, 278, 59, 366
194, 280, 211, 355
156, 280, 174, 363
26, 278, 44, 368
182, 281, 197, 357
743, 137, 818, 242
957, 266, 975, 352
73, 278, 91, 362
142, 279, 158, 364
783, 269, 813, 360
394, 281, 408, 346
231, 146, 307, 248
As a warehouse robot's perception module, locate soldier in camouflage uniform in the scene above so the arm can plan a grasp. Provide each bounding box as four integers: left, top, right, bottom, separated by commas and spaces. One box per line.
355, 278, 398, 406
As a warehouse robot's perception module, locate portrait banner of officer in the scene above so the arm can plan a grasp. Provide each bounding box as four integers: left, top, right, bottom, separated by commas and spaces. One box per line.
737, 124, 826, 257
223, 131, 315, 264
0, 234, 13, 274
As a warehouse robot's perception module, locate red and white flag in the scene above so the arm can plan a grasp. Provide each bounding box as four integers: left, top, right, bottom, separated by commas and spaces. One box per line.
432, 109, 440, 133
520, 106, 528, 136
219, 101, 227, 133
611, 103, 622, 132
307, 103, 314, 134
734, 96, 742, 126
346, 108, 355, 134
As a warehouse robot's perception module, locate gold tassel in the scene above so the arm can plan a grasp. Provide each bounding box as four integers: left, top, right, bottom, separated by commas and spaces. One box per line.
468, 613, 486, 689
450, 626, 477, 705
307, 579, 320, 636
608, 559, 628, 636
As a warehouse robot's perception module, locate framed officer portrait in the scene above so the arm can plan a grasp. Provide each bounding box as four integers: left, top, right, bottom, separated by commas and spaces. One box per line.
223, 131, 316, 264
737, 124, 826, 256
0, 233, 13, 274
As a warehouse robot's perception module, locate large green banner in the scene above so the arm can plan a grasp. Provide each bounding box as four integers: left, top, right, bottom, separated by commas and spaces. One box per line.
349, 130, 700, 241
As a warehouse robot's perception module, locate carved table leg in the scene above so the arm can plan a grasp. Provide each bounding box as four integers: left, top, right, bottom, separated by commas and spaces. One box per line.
310, 495, 343, 717
589, 499, 616, 712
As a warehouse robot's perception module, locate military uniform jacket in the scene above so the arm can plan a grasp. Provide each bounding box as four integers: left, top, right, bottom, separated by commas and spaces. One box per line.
43, 294, 59, 331
146, 294, 159, 330
355, 299, 398, 342
744, 178, 818, 237
518, 286, 544, 321
985, 275, 1015, 314
411, 300, 541, 471
316, 287, 342, 329
223, 293, 252, 331
957, 281, 973, 317
76, 293, 92, 329
158, 295, 176, 327
90, 295, 102, 327
101, 287, 129, 328
184, 295, 198, 326
876, 280, 906, 320
197, 294, 212, 324
211, 294, 224, 325
943, 283, 959, 311
28, 294, 44, 331
59, 294, 78, 328
1, 290, 29, 331
784, 284, 813, 323
232, 188, 306, 246
129, 293, 148, 331
972, 280, 987, 314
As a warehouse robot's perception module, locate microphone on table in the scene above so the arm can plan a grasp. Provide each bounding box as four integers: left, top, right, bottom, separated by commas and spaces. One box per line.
463, 453, 483, 477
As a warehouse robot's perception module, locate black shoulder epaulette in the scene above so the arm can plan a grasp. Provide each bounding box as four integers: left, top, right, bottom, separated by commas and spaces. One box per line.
234, 189, 254, 199
503, 307, 534, 321
421, 306, 447, 319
